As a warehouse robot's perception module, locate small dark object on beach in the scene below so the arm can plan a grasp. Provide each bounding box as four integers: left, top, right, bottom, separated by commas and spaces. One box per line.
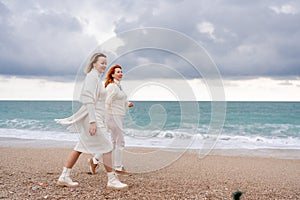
232, 190, 243, 200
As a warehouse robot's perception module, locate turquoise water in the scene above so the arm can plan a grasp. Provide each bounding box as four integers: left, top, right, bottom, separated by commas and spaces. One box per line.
0, 101, 299, 149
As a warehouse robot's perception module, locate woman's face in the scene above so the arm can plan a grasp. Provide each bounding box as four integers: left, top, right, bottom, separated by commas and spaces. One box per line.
94, 56, 107, 73
112, 67, 123, 81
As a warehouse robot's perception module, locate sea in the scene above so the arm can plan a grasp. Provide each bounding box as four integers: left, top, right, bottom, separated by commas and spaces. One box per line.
0, 101, 299, 151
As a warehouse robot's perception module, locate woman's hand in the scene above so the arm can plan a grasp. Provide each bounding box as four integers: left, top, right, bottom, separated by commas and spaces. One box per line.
89, 122, 97, 136
128, 102, 134, 107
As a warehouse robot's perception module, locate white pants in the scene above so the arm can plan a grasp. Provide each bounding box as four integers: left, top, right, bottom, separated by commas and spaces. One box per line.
106, 114, 125, 169
95, 114, 125, 169
106, 114, 125, 148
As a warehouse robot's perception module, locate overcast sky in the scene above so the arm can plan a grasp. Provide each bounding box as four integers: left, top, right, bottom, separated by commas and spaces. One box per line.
0, 0, 299, 100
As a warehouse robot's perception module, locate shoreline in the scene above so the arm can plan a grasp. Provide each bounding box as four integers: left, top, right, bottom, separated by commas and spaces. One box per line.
1, 137, 300, 160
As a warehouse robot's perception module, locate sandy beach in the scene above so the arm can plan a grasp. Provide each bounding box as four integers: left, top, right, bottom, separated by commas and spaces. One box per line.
0, 139, 300, 199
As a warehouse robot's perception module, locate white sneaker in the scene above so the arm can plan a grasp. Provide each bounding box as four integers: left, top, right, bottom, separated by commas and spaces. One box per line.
57, 167, 79, 187
57, 176, 79, 187
107, 172, 128, 190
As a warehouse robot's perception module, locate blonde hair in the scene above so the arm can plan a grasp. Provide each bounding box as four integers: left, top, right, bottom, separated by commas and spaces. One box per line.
85, 53, 106, 73
105, 64, 122, 88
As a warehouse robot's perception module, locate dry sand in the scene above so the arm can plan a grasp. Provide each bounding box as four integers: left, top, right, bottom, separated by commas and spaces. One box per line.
0, 144, 300, 199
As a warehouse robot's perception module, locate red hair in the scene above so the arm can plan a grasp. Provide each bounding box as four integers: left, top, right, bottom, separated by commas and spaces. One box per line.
105, 64, 122, 88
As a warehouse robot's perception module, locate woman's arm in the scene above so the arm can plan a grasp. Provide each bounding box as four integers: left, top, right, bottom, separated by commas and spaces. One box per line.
80, 72, 98, 124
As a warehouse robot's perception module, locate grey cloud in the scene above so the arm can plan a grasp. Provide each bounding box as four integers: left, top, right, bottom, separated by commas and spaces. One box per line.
112, 0, 300, 78
0, 0, 300, 79
101, 28, 216, 79
0, 1, 97, 77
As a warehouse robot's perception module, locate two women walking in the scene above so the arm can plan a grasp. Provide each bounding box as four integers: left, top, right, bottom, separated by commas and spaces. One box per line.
88, 64, 133, 175
55, 53, 132, 190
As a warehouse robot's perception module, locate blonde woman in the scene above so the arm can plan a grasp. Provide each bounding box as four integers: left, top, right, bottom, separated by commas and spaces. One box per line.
55, 54, 128, 189
88, 64, 133, 175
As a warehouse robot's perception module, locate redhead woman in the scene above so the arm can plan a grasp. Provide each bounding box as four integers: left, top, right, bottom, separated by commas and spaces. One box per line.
88, 64, 133, 175
55, 54, 128, 189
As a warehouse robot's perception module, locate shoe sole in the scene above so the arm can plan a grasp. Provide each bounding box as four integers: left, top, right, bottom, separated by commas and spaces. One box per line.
88, 158, 97, 174
56, 181, 79, 188
115, 171, 132, 176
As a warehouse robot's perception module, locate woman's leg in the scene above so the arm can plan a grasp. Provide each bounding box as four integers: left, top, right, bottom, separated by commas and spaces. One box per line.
102, 151, 113, 172
113, 116, 125, 170
103, 150, 128, 189
107, 115, 125, 170
65, 150, 82, 168
57, 150, 82, 187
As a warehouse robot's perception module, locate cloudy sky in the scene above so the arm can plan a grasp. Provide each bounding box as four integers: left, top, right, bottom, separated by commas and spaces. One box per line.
0, 0, 299, 101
